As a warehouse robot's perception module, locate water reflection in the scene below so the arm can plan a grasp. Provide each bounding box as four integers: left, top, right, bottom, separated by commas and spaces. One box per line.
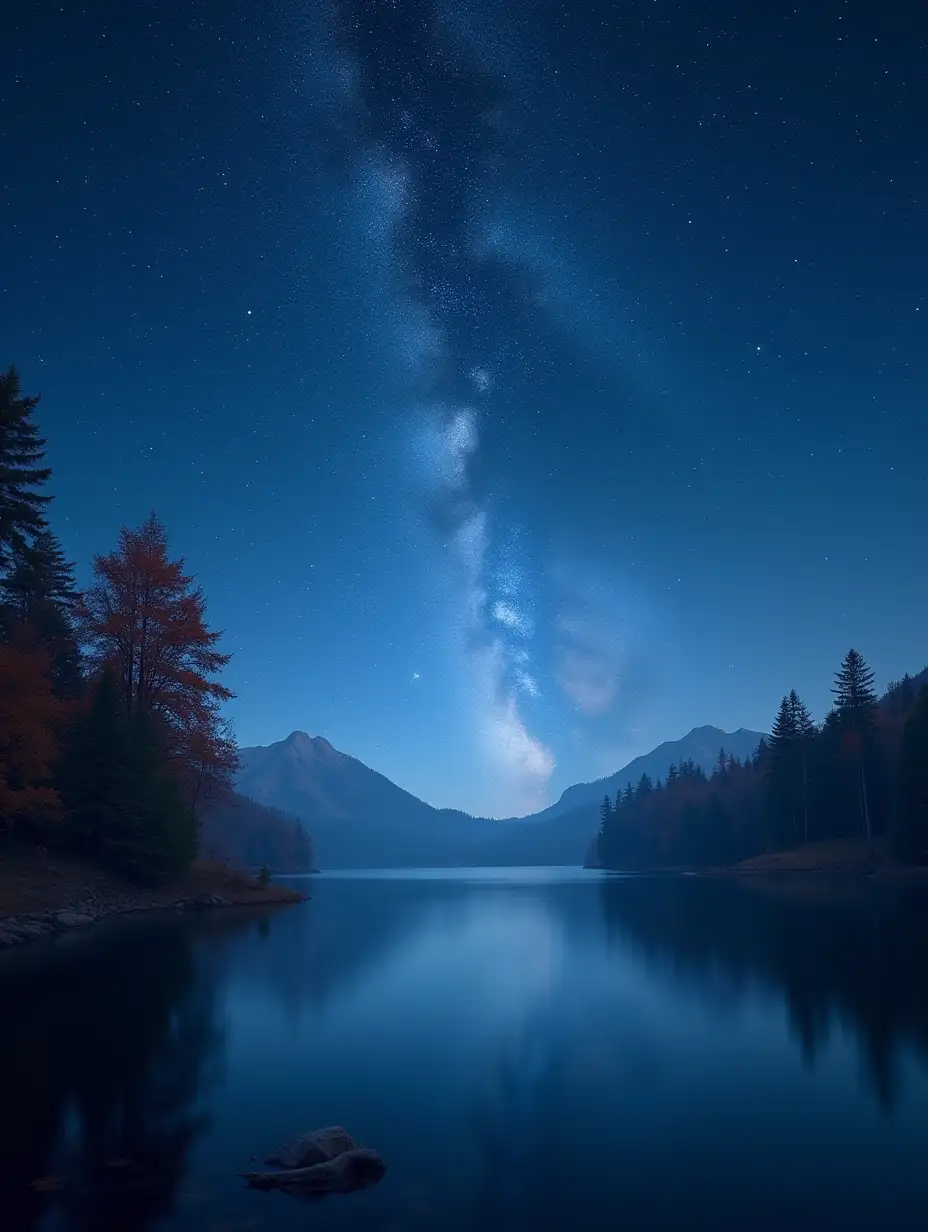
5, 874, 928, 1232
600, 875, 928, 1112
0, 912, 253, 1232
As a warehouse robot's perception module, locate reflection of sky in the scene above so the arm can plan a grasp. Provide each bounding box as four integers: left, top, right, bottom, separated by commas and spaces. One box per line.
180, 874, 928, 1232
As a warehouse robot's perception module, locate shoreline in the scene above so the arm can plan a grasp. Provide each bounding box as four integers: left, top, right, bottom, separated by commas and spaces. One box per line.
591, 839, 928, 884
0, 848, 306, 952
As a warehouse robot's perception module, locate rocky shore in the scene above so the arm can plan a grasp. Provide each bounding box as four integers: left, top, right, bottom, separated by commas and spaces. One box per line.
0, 846, 305, 951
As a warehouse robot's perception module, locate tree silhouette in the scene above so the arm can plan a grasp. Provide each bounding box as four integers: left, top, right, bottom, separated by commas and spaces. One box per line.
830, 649, 880, 850
0, 367, 52, 571
1, 529, 82, 696
892, 687, 928, 862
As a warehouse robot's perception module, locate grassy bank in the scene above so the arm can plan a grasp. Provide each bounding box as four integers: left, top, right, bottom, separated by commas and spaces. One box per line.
0, 843, 304, 949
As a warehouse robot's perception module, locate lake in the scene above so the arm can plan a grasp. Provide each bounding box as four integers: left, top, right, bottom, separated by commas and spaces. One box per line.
4, 867, 928, 1231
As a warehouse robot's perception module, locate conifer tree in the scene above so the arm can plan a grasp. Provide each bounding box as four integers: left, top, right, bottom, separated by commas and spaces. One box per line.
58, 669, 197, 880
830, 649, 880, 848
1, 529, 81, 695
0, 367, 52, 571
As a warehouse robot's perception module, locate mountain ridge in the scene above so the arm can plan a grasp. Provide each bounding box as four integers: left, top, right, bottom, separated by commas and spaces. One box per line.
235, 723, 768, 868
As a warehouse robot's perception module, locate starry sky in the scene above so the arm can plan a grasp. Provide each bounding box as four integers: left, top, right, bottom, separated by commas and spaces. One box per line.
3, 0, 927, 817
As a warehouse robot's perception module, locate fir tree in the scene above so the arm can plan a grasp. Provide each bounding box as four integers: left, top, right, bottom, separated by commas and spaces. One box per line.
832, 648, 878, 718
599, 793, 612, 831
0, 367, 52, 571
1, 529, 81, 695
768, 690, 816, 846
830, 649, 880, 848
58, 669, 197, 881
636, 773, 653, 800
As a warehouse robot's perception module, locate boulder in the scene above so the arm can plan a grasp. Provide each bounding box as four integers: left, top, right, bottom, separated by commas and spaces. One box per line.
55, 912, 94, 929
243, 1148, 386, 1196
266, 1125, 359, 1169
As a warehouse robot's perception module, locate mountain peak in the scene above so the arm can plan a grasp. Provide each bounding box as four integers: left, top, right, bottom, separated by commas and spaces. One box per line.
282, 731, 336, 754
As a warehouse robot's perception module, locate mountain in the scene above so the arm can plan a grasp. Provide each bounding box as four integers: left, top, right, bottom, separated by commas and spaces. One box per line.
235, 732, 501, 868
516, 725, 768, 824
235, 725, 768, 869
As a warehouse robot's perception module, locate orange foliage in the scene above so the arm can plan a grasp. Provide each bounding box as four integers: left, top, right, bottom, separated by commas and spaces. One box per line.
0, 637, 61, 831
79, 512, 238, 809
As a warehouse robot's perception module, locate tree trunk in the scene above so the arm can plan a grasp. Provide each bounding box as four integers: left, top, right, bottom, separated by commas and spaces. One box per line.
802, 755, 809, 844
859, 762, 873, 853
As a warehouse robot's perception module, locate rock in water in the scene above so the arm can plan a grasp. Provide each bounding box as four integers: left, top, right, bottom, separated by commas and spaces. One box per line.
243, 1148, 386, 1195
265, 1125, 359, 1169
55, 911, 94, 928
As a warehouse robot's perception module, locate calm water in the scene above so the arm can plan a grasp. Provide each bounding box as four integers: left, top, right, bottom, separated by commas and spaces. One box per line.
4, 868, 928, 1231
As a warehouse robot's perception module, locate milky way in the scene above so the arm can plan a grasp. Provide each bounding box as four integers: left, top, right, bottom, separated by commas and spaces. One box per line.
328, 0, 557, 809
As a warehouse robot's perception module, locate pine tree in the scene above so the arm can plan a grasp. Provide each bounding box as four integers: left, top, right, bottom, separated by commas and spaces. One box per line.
767, 689, 817, 847
831, 649, 880, 849
636, 773, 653, 800
599, 793, 612, 831
1, 529, 82, 695
58, 669, 197, 881
715, 747, 727, 778
597, 794, 613, 867
0, 367, 52, 572
891, 687, 928, 862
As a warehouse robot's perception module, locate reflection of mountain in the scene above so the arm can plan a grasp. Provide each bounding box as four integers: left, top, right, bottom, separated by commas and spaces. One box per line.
0, 914, 240, 1231
599, 875, 928, 1110
225, 878, 461, 1013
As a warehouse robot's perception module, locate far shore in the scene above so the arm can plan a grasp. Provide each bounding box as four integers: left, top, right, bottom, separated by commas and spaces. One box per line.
590, 839, 928, 883
0, 844, 305, 951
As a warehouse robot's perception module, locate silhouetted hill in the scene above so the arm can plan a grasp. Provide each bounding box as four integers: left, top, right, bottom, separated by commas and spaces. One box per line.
199, 791, 314, 872
515, 725, 768, 824
236, 726, 770, 869
236, 732, 501, 868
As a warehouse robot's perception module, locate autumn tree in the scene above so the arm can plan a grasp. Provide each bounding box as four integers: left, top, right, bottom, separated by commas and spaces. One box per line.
0, 367, 52, 572
79, 512, 238, 811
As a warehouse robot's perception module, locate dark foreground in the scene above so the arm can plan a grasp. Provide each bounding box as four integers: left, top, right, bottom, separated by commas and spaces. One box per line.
4, 867, 928, 1232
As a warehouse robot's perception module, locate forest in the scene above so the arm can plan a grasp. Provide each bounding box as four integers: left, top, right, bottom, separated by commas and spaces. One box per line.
0, 366, 311, 881
597, 655, 928, 870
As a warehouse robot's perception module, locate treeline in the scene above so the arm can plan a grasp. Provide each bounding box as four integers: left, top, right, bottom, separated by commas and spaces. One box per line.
0, 366, 241, 880
597, 649, 928, 870
200, 795, 314, 873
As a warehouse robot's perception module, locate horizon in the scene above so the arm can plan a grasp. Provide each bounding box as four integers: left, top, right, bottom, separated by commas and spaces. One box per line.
4, 1, 926, 815
244, 719, 770, 819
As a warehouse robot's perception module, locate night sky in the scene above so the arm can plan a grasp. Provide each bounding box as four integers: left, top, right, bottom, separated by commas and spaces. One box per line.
4, 1, 926, 817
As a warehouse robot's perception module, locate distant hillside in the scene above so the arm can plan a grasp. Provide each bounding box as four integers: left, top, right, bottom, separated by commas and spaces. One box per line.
236, 726, 769, 869
235, 732, 501, 868
199, 791, 314, 872
518, 725, 768, 824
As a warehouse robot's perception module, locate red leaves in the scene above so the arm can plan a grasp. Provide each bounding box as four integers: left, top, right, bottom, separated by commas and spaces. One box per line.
80, 512, 238, 810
